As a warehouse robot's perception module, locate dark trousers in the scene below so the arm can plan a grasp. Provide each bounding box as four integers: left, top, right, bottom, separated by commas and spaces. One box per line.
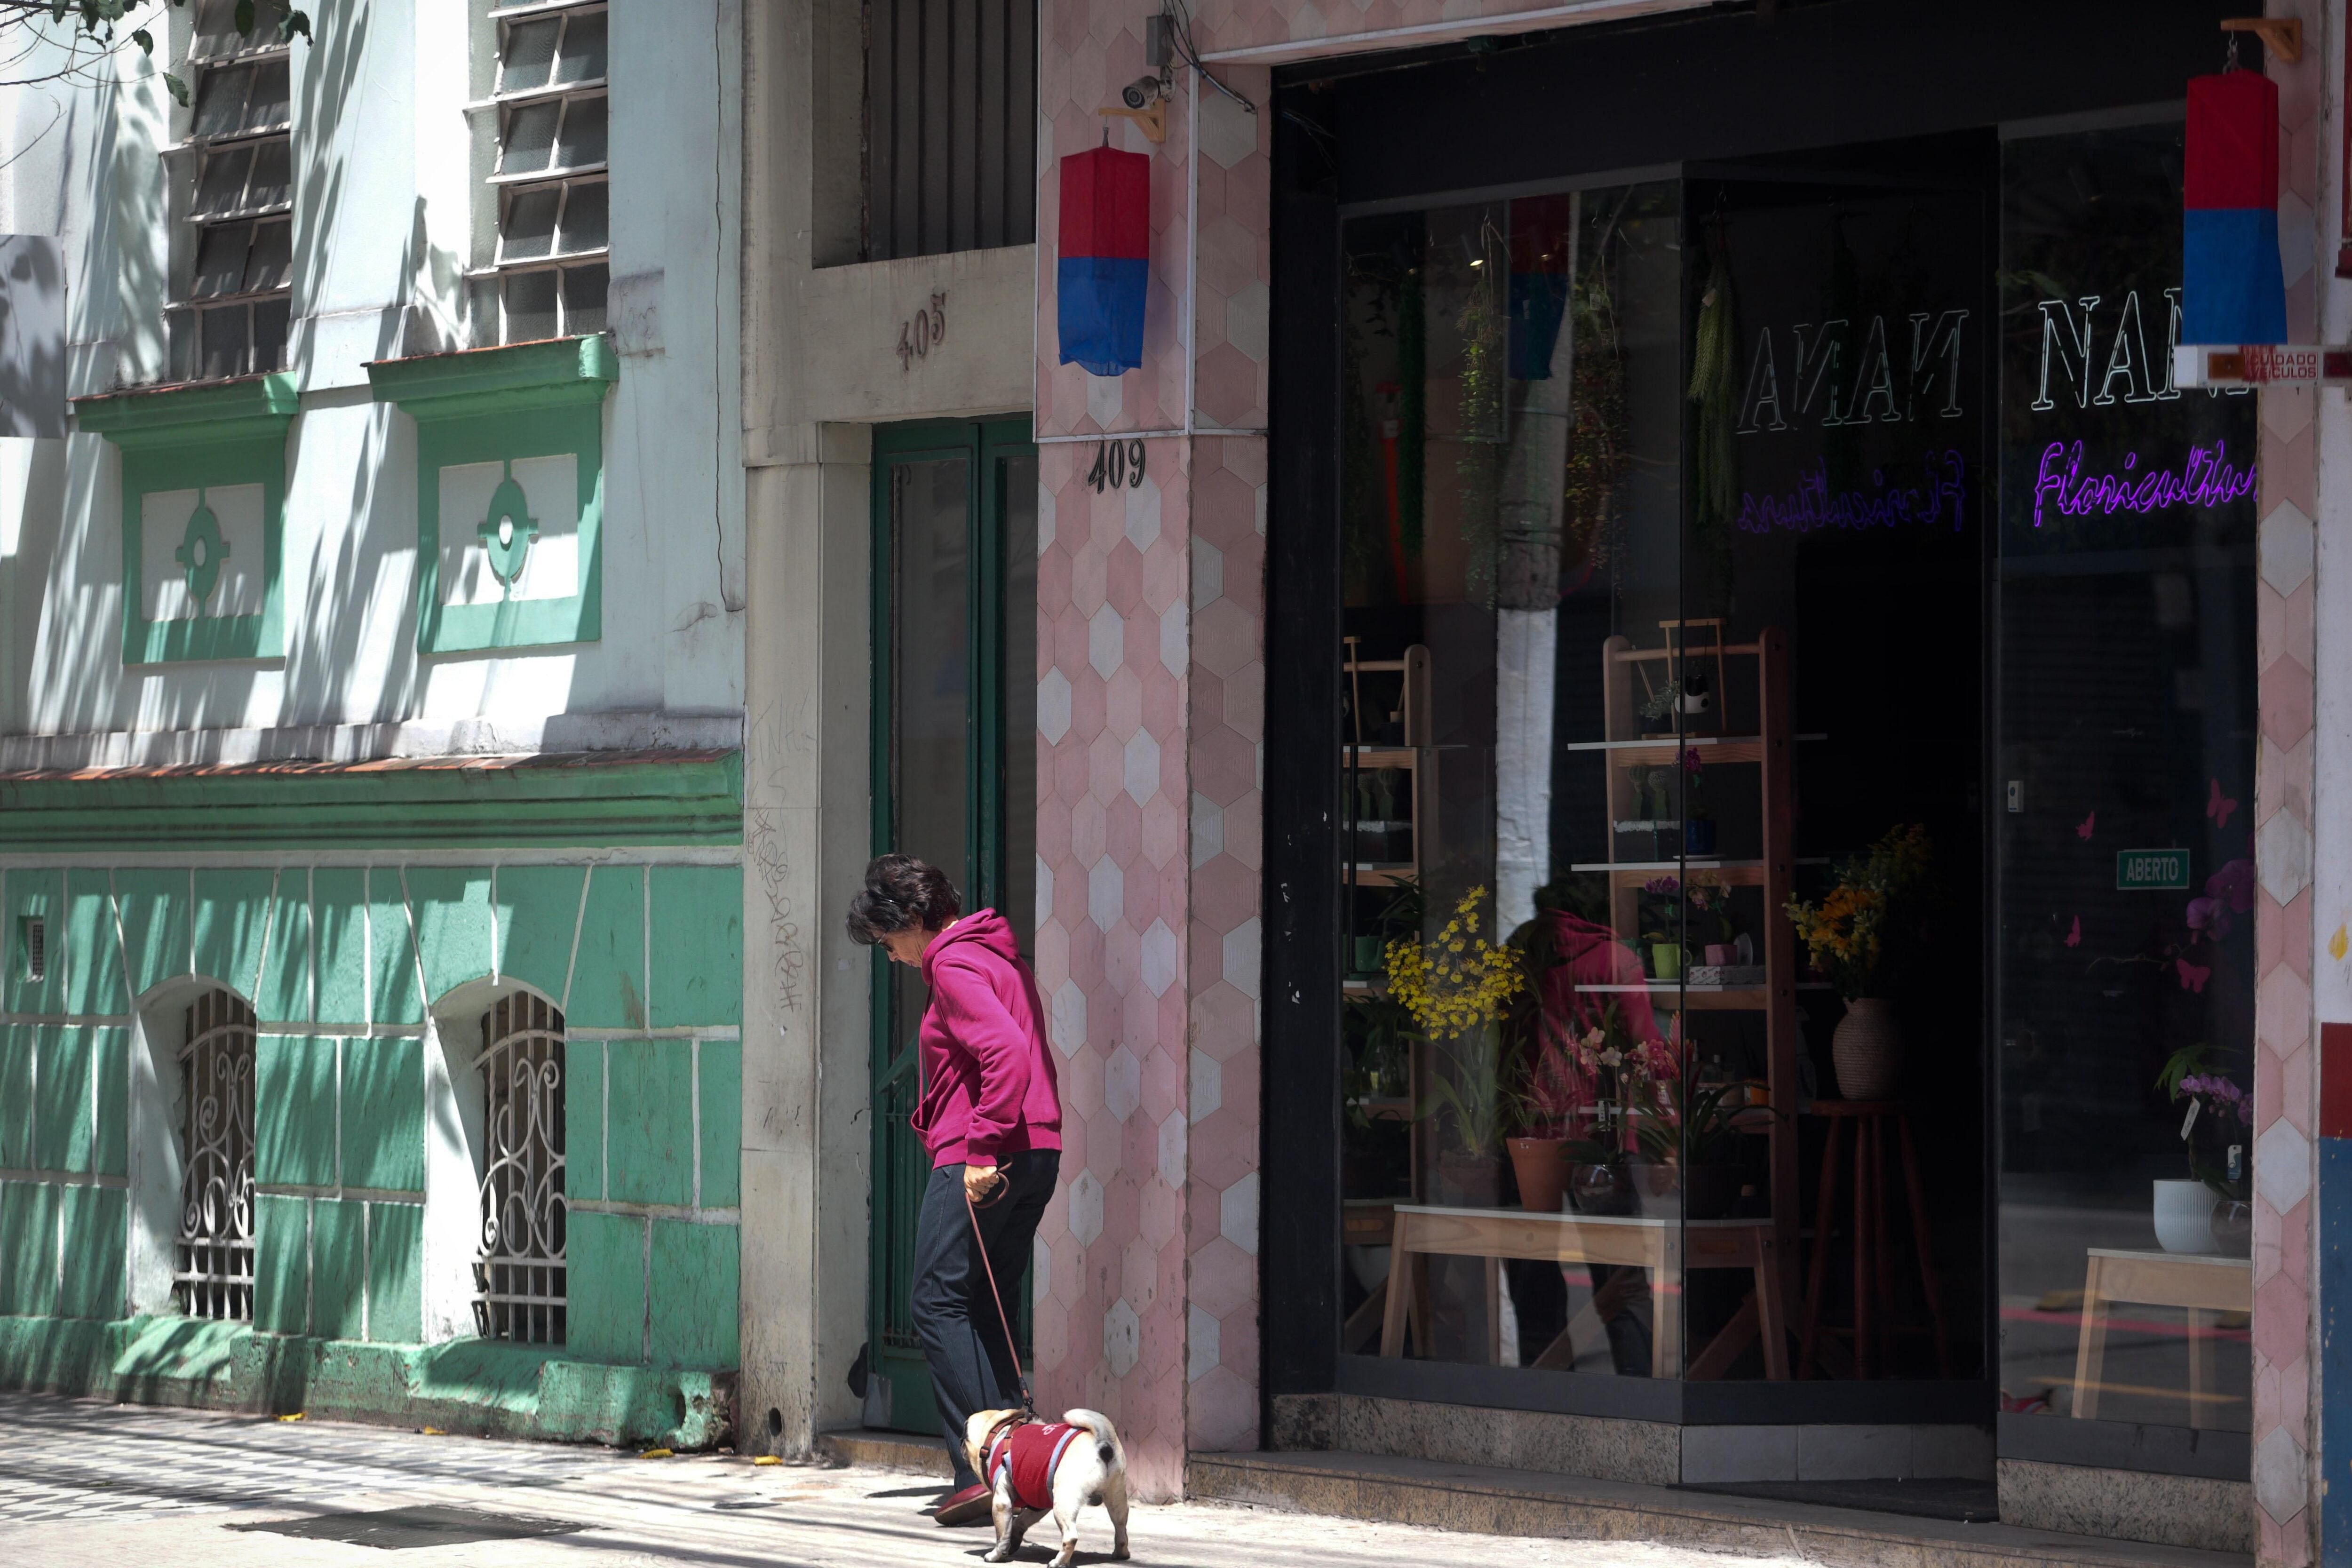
910, 1148, 1059, 1488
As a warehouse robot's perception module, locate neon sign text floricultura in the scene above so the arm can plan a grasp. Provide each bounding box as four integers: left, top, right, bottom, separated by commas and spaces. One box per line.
2029, 439, 2257, 526
1736, 449, 1968, 534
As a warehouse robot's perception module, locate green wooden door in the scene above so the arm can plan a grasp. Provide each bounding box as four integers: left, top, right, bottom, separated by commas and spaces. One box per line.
869, 417, 1037, 1434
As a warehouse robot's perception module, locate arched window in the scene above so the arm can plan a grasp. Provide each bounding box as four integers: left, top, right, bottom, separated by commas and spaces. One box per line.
476, 993, 566, 1344
175, 988, 256, 1321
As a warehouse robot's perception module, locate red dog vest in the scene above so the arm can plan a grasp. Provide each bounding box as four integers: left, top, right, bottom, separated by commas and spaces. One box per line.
984, 1420, 1082, 1511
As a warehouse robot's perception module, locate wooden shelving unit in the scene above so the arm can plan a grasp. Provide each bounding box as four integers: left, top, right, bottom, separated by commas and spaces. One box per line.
1342, 643, 1434, 891
1580, 621, 1804, 1352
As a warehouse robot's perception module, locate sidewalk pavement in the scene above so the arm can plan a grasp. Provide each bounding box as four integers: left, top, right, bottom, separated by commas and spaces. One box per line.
0, 1390, 1800, 1568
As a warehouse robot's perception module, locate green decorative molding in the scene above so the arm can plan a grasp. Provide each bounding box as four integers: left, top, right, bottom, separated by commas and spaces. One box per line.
367, 337, 618, 655
0, 750, 741, 851
73, 374, 298, 666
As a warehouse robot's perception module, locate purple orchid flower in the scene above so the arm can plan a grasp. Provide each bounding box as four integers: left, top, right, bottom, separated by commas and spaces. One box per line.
2208, 857, 2255, 915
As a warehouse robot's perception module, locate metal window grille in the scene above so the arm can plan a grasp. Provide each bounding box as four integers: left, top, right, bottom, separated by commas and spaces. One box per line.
475, 994, 567, 1345
472, 2, 610, 345
175, 989, 257, 1322
168, 0, 293, 382
863, 0, 1037, 261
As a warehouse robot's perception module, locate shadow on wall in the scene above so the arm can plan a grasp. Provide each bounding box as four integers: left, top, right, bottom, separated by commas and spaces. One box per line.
18, 3, 455, 740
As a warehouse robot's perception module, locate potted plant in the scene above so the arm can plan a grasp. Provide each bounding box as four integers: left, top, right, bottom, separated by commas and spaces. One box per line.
2153, 1043, 2251, 1255
1501, 1018, 1585, 1214
1632, 1068, 1748, 1219
1785, 824, 1934, 1101
1640, 876, 1685, 980
1556, 1002, 1671, 1215
1685, 870, 1739, 966
1391, 886, 1525, 1208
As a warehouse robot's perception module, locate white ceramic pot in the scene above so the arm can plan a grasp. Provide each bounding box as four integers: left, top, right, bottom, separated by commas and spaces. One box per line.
2153, 1178, 2222, 1255
1831, 997, 1902, 1101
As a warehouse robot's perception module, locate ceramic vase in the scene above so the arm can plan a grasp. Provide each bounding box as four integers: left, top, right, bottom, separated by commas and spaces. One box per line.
2153, 1178, 2222, 1255
1831, 997, 1902, 1101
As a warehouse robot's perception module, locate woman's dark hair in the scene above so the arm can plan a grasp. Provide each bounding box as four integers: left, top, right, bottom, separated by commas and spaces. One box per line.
846, 854, 962, 945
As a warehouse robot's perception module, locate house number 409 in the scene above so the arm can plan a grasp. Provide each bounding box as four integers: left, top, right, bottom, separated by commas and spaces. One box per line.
897, 293, 946, 371
1086, 438, 1147, 492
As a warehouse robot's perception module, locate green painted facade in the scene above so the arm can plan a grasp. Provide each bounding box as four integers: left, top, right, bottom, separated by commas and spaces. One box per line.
0, 813, 747, 1446
73, 374, 300, 666
366, 336, 618, 655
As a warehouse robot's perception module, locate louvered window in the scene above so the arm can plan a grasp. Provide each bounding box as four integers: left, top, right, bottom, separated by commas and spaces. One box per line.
170, 0, 293, 381
472, 2, 610, 345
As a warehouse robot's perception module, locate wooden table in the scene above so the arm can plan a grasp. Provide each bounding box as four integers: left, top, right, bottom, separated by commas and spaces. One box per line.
1376, 1204, 1790, 1380
2071, 1248, 2252, 1428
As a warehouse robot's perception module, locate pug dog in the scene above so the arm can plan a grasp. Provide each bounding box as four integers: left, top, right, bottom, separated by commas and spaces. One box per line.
961, 1406, 1130, 1566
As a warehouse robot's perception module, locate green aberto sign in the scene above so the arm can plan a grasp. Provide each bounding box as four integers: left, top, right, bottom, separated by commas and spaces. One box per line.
367, 335, 617, 655
2117, 849, 2193, 890
74, 373, 298, 666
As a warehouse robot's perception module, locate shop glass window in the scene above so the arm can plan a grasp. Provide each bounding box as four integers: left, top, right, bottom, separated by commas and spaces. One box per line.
1994, 122, 2257, 1437
169, 0, 293, 382
1327, 119, 2248, 1433
1335, 146, 1999, 1388
473, 2, 609, 345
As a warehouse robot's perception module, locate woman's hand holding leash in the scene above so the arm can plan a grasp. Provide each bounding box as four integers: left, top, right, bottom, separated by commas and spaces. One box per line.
963, 1160, 1004, 1203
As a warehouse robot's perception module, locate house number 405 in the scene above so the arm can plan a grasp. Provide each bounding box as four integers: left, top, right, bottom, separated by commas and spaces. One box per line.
897, 293, 946, 371
1086, 438, 1147, 492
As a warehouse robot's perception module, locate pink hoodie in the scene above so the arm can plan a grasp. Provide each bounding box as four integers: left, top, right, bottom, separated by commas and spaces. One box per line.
912, 909, 1063, 1167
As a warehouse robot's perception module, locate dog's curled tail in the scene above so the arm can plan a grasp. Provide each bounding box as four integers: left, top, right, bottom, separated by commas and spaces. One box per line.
1064, 1408, 1123, 1467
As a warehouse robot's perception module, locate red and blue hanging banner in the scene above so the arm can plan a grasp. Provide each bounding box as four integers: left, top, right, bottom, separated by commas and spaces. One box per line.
1057, 146, 1150, 377
2183, 68, 2287, 345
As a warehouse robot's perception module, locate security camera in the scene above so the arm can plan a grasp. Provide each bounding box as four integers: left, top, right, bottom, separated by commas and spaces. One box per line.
1122, 74, 1163, 110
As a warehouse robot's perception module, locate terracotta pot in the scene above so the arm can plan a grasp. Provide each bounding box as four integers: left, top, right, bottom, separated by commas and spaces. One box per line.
1831, 997, 1903, 1101
1506, 1138, 1570, 1214
1567, 1162, 1633, 1215
1435, 1153, 1502, 1209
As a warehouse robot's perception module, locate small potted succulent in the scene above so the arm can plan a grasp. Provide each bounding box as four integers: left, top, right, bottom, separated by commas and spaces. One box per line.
1631, 1068, 1748, 1220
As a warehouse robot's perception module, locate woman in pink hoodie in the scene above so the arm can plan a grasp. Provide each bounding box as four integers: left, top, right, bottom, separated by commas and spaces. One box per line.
847, 854, 1062, 1524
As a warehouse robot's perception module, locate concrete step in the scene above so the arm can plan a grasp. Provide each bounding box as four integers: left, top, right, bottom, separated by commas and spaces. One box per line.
1187, 1449, 2251, 1568
816, 1426, 954, 1478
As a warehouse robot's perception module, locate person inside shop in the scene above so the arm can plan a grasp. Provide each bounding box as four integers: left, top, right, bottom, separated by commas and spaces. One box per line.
845, 853, 1064, 1526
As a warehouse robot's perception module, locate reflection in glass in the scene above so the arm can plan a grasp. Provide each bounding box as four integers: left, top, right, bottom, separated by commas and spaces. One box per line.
1996, 123, 2256, 1435
1334, 145, 2002, 1388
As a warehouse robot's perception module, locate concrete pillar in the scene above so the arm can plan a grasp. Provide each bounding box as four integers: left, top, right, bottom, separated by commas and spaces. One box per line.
739, 427, 873, 1456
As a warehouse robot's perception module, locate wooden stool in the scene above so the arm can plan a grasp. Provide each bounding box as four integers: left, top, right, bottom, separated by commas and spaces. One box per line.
1796, 1101, 1950, 1378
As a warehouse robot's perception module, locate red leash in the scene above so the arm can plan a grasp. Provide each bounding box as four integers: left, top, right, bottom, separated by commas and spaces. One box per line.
966, 1178, 1034, 1417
